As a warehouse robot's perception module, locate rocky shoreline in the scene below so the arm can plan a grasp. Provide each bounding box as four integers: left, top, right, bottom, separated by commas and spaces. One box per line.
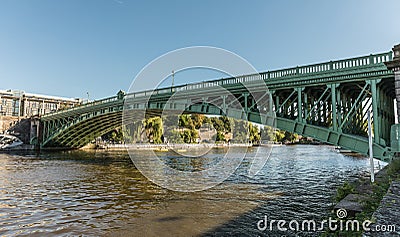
332, 158, 400, 236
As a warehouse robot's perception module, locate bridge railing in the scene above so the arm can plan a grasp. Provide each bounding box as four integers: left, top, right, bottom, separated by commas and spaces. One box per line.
262, 51, 392, 80
41, 95, 120, 119
153, 51, 393, 91
42, 51, 393, 118
160, 52, 393, 90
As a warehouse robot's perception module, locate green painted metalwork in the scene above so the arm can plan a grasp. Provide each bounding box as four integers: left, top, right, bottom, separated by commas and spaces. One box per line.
39, 51, 397, 161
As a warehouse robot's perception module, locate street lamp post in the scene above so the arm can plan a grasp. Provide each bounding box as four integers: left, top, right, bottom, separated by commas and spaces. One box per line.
172, 70, 175, 89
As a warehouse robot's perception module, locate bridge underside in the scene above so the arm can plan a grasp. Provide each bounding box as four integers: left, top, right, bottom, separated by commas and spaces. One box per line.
40, 105, 392, 161
44, 112, 122, 148
39, 51, 397, 161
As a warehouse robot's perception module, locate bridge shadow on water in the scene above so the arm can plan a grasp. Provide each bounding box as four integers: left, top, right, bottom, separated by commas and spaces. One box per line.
113, 145, 371, 237
198, 199, 323, 237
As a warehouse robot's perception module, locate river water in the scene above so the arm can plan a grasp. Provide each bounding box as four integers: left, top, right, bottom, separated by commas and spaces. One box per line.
0, 145, 382, 236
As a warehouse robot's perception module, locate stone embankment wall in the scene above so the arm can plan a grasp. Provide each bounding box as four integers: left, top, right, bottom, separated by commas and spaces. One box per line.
0, 117, 39, 144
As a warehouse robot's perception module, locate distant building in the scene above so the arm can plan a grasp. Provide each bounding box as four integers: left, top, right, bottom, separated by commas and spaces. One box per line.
0, 89, 81, 133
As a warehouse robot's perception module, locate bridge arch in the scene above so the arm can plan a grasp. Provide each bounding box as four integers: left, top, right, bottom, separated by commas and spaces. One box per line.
39, 50, 397, 161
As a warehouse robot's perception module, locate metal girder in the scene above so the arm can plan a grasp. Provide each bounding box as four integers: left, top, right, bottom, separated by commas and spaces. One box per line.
306, 87, 329, 118
39, 51, 396, 161
275, 117, 391, 161
339, 83, 369, 130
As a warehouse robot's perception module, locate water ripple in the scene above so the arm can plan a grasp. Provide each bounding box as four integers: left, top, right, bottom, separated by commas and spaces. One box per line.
0, 145, 378, 236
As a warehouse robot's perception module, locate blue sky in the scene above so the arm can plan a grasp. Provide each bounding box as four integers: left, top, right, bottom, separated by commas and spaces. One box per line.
1, 0, 400, 99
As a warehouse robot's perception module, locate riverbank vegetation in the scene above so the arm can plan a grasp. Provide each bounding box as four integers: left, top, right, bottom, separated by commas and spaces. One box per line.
102, 114, 299, 145
325, 158, 400, 236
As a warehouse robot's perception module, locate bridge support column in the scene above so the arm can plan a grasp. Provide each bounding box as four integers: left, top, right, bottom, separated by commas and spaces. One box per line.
370, 80, 381, 144
221, 95, 227, 115
275, 94, 280, 115
378, 80, 392, 145
291, 102, 295, 119
329, 83, 340, 131
303, 90, 308, 122
310, 96, 315, 123
297, 87, 303, 122
269, 91, 274, 118
244, 93, 249, 120
323, 100, 327, 125
336, 87, 342, 132
385, 44, 400, 123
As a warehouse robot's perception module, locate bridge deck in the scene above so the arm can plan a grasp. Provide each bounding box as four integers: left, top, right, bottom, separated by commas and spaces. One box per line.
39, 51, 396, 161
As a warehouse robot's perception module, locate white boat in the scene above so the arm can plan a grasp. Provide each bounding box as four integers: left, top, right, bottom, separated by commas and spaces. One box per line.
0, 134, 24, 149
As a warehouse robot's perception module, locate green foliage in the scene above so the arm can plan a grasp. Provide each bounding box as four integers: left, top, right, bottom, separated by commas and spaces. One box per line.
191, 114, 205, 129
260, 126, 274, 141
215, 131, 225, 142
128, 114, 299, 145
202, 116, 211, 125
104, 114, 302, 146
178, 114, 195, 130
167, 130, 183, 143
120, 122, 145, 143
274, 130, 285, 142
248, 123, 260, 144
181, 129, 199, 143
121, 126, 132, 143
335, 181, 355, 202
327, 159, 400, 236
231, 119, 248, 143
210, 117, 225, 132
284, 130, 298, 142
273, 129, 298, 143
144, 117, 163, 144
219, 116, 231, 132
102, 127, 124, 143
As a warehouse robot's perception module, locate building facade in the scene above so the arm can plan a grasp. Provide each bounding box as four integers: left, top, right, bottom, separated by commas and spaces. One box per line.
0, 89, 81, 133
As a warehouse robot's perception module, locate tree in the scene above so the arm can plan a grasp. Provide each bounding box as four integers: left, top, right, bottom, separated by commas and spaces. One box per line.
191, 114, 204, 129
181, 129, 199, 143
144, 117, 163, 144
178, 114, 195, 130
284, 131, 298, 143
121, 126, 132, 143
274, 130, 285, 142
102, 127, 124, 143
273, 129, 298, 143
220, 116, 231, 132
168, 130, 183, 143
248, 123, 260, 144
215, 131, 225, 142
260, 126, 274, 141
231, 119, 248, 143
211, 117, 225, 132
202, 116, 211, 125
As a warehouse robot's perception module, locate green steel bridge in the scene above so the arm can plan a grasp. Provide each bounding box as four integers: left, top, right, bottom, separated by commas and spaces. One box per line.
39, 48, 400, 161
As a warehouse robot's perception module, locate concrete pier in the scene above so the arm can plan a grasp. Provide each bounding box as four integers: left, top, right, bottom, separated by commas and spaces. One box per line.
385, 44, 400, 122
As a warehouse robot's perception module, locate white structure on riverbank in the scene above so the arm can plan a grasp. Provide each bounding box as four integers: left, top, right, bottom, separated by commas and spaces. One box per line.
0, 89, 81, 133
